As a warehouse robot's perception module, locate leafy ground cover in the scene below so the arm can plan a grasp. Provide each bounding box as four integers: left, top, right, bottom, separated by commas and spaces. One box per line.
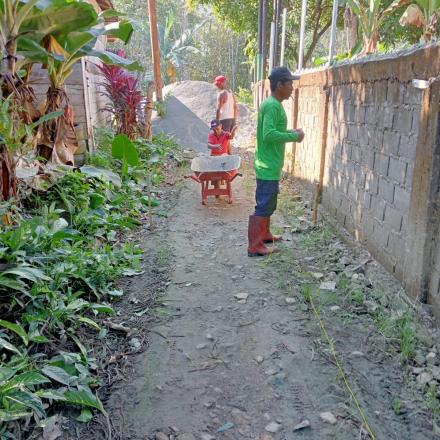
0, 131, 179, 439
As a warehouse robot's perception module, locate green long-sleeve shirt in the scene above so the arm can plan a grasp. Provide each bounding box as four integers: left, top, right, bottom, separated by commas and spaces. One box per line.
254, 95, 299, 180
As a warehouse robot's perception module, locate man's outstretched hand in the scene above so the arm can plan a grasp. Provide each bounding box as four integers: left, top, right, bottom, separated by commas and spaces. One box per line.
293, 128, 305, 142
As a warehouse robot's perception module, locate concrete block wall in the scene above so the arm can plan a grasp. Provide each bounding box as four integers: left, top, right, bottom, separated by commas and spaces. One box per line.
296, 45, 440, 305
256, 43, 440, 311
323, 79, 421, 278
294, 85, 322, 181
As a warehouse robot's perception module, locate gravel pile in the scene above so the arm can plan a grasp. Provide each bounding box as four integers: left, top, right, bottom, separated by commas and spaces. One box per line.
153, 80, 256, 153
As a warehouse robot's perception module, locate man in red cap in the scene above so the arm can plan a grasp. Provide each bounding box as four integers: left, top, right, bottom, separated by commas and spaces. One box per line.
213, 75, 238, 133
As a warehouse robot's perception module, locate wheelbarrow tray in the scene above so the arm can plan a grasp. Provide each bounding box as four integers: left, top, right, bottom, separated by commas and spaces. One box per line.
190, 155, 241, 205
191, 154, 241, 172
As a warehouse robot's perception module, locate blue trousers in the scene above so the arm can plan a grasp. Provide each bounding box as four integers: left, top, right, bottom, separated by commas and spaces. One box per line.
254, 179, 279, 217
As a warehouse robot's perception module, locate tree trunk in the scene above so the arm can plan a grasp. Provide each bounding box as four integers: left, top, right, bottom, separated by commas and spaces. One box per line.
0, 145, 15, 200
143, 81, 155, 141
344, 7, 358, 52
362, 30, 379, 54
304, 20, 332, 65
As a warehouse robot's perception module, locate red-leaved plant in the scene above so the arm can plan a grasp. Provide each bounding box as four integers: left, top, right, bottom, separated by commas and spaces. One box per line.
97, 51, 142, 139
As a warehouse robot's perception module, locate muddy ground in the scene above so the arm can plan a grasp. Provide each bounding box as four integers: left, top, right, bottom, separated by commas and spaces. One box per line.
75, 147, 440, 440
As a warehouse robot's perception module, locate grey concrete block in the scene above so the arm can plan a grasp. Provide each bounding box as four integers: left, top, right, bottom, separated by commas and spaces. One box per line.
365, 105, 378, 126
388, 158, 407, 184
404, 87, 422, 105
372, 81, 388, 103
334, 143, 343, 160
393, 108, 413, 134
362, 149, 375, 170
370, 130, 384, 150
355, 105, 367, 124
365, 171, 379, 194
347, 124, 359, 142
394, 186, 411, 211
359, 127, 370, 148
346, 160, 355, 179
340, 195, 352, 214
354, 164, 366, 187
384, 204, 403, 232
387, 81, 404, 104
382, 130, 400, 155
411, 109, 420, 134
373, 219, 390, 247
398, 135, 417, 161
344, 103, 356, 122
347, 182, 358, 201
363, 212, 375, 237
401, 214, 408, 234
406, 162, 414, 189
361, 191, 372, 209
342, 142, 353, 161
344, 214, 356, 234
374, 152, 390, 175
387, 232, 406, 260
371, 196, 386, 221
378, 178, 395, 203
379, 107, 394, 129
351, 146, 362, 163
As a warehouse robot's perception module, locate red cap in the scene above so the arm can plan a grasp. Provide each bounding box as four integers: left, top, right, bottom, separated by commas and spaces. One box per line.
213, 75, 226, 86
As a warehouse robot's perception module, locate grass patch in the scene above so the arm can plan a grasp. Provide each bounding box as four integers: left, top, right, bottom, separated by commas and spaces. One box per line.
156, 244, 173, 267
299, 225, 334, 250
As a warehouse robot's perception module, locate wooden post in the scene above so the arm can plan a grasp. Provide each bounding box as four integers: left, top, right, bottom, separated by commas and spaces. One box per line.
403, 79, 440, 302
290, 87, 299, 171
143, 81, 155, 141
312, 85, 330, 224
147, 0, 163, 101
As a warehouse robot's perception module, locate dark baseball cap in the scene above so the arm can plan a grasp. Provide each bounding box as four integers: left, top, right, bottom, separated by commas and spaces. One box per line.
268, 66, 299, 82
210, 119, 221, 129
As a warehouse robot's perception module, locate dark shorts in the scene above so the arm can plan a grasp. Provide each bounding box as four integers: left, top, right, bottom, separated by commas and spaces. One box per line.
254, 179, 279, 217
220, 118, 235, 132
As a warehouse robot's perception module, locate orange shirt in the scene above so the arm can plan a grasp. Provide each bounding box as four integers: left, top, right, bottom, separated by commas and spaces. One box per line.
208, 130, 231, 155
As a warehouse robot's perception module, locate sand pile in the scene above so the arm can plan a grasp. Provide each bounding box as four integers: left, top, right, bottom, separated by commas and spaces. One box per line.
153, 80, 256, 153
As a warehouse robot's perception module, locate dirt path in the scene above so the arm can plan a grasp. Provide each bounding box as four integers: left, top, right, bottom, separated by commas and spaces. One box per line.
104, 155, 438, 440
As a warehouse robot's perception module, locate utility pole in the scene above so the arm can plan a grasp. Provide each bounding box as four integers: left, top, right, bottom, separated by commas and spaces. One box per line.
256, 0, 264, 83
328, 0, 339, 65
260, 0, 267, 106
147, 0, 163, 101
269, 21, 275, 73
298, 0, 308, 71
273, 0, 281, 66
280, 8, 287, 66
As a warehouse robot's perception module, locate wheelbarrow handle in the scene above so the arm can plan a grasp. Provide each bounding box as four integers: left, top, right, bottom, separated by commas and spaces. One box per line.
189, 175, 200, 183
230, 172, 242, 181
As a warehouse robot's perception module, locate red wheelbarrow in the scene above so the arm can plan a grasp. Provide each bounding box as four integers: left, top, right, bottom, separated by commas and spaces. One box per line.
190, 155, 241, 205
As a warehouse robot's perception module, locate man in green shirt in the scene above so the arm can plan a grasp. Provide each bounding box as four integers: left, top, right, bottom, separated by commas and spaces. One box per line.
248, 67, 305, 257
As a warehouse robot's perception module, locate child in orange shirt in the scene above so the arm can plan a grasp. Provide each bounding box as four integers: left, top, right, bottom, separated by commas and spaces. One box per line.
207, 120, 237, 155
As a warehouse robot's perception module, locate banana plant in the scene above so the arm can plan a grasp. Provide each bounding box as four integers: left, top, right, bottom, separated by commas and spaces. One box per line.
31, 11, 142, 165
345, 0, 409, 53
0, 0, 99, 200
399, 0, 440, 41
159, 11, 202, 83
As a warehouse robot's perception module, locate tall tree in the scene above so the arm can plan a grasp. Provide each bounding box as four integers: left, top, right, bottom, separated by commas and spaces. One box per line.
189, 0, 342, 69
